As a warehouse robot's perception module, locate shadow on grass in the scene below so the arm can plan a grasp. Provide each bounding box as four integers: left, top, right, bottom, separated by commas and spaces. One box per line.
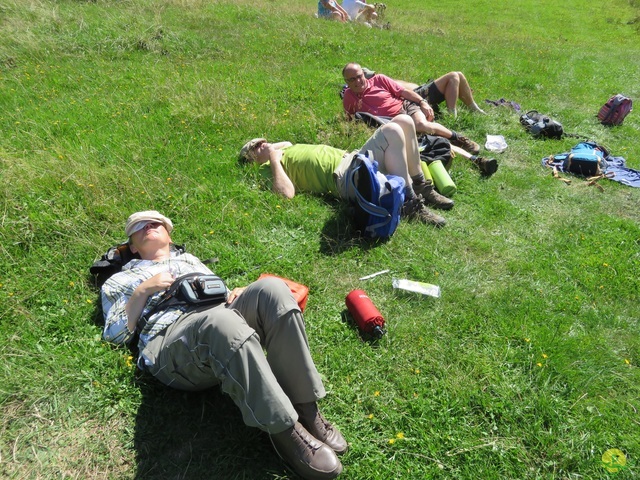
318, 202, 391, 256
131, 376, 293, 480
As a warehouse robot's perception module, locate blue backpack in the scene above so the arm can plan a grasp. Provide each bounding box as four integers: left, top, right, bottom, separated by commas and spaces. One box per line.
346, 151, 405, 239
550, 142, 609, 176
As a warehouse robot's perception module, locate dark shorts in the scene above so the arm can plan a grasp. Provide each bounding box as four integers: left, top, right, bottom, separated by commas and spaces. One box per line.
401, 99, 422, 117
419, 81, 445, 106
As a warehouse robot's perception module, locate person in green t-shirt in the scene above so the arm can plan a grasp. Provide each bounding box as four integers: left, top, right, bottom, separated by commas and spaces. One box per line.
239, 114, 452, 227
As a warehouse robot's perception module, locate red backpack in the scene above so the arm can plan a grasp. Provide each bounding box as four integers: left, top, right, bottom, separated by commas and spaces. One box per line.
597, 94, 633, 126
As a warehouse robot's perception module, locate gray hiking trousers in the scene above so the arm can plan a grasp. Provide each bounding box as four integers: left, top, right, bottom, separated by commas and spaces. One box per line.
142, 277, 326, 434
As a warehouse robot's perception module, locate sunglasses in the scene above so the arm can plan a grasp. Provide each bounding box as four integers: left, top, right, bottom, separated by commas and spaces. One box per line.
345, 72, 365, 83
247, 140, 266, 161
251, 140, 266, 152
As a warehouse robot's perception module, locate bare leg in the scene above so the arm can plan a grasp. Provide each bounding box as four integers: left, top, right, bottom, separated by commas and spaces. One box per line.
451, 144, 472, 159
355, 5, 377, 22
410, 111, 453, 138
389, 115, 422, 177
433, 72, 486, 116
378, 122, 411, 183
395, 79, 420, 90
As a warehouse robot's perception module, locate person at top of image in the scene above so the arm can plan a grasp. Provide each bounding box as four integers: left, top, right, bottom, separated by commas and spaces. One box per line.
318, 0, 349, 22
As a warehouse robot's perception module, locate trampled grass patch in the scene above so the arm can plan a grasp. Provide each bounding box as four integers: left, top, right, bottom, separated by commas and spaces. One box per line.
1, 0, 639, 478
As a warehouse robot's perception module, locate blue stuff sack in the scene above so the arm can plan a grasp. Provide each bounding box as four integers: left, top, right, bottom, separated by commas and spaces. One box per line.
563, 142, 608, 176
550, 142, 608, 176
346, 151, 405, 239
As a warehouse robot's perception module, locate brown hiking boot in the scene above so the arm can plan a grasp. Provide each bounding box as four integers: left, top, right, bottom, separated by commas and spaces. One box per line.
471, 156, 498, 175
401, 196, 446, 227
450, 135, 480, 155
295, 402, 348, 455
271, 422, 343, 480
413, 181, 454, 210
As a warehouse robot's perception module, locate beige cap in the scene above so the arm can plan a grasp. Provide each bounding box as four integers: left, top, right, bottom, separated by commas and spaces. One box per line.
125, 210, 174, 237
239, 137, 266, 162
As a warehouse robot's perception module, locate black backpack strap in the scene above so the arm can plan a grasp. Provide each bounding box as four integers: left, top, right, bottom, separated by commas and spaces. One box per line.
90, 242, 187, 288
354, 112, 393, 128
563, 132, 592, 141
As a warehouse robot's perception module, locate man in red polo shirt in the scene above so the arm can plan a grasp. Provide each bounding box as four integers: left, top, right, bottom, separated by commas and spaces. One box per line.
342, 62, 481, 156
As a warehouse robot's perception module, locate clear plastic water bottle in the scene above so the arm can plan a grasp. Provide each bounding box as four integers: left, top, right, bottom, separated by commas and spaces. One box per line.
392, 278, 441, 298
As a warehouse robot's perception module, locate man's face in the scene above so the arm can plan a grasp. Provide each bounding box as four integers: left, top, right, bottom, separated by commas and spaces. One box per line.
344, 66, 367, 94
249, 140, 270, 164
129, 221, 171, 255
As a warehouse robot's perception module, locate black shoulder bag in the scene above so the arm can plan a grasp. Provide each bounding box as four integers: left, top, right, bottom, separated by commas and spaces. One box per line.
137, 273, 228, 333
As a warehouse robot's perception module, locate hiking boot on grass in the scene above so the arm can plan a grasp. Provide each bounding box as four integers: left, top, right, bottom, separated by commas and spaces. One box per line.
271, 421, 343, 480
401, 196, 446, 227
471, 155, 498, 175
413, 180, 454, 210
450, 135, 480, 155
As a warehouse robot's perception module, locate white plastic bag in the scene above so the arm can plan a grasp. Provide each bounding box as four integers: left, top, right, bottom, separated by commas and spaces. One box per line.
485, 134, 507, 153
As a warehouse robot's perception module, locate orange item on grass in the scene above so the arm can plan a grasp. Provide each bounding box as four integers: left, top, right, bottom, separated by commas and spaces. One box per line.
258, 273, 309, 312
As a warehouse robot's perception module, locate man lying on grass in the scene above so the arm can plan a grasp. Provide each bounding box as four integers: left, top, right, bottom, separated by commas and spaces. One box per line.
240, 114, 453, 227
341, 63, 497, 175
102, 210, 345, 480
357, 67, 487, 119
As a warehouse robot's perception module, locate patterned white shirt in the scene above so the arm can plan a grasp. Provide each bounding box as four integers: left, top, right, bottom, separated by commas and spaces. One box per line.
101, 251, 214, 361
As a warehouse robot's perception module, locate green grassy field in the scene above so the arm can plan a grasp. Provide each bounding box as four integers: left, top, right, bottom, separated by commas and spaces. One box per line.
1, 0, 639, 478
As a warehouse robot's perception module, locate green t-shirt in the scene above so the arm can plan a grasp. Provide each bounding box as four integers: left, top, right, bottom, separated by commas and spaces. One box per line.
260, 144, 346, 197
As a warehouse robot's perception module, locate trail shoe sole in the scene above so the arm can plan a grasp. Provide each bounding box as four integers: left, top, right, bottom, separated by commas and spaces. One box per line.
472, 156, 498, 175
402, 196, 447, 227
